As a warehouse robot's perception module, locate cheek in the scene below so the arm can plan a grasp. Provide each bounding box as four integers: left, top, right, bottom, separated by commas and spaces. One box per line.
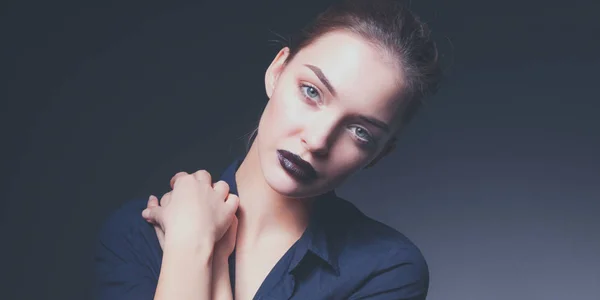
337, 151, 364, 171
264, 85, 307, 135
319, 159, 361, 190
324, 145, 369, 179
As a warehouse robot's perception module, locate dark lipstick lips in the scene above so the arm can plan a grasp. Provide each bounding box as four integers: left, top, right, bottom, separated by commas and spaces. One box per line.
276, 149, 318, 182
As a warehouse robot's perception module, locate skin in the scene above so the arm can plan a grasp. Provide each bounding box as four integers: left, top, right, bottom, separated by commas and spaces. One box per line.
142, 29, 408, 300
143, 171, 239, 300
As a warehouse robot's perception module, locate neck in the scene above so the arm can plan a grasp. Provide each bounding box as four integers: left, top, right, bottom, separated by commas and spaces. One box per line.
234, 142, 312, 250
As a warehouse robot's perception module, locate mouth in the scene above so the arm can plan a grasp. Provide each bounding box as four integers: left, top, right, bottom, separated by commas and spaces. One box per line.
276, 149, 318, 183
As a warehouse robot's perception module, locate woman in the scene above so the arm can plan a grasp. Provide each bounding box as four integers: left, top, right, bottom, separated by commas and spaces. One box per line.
95, 0, 442, 299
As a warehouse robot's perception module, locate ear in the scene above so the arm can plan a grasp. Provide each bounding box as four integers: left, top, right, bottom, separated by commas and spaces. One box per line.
364, 137, 397, 169
265, 47, 290, 98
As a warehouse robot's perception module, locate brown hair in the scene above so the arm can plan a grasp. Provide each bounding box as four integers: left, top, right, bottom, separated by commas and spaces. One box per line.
248, 0, 442, 150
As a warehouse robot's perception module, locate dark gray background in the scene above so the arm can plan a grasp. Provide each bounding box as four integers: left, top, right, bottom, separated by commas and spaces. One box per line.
2, 0, 599, 299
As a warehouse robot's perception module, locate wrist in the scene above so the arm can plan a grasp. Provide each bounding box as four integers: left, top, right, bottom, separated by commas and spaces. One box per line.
164, 234, 215, 259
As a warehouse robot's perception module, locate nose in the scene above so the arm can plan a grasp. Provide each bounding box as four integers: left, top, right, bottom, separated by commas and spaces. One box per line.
301, 115, 337, 157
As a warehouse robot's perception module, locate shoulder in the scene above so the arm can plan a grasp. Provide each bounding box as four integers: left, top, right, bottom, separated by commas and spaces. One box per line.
324, 196, 429, 284
98, 198, 152, 240
96, 198, 162, 264
94, 198, 162, 298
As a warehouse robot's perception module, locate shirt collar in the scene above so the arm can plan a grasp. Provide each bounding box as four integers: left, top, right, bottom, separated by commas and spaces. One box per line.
219, 157, 340, 276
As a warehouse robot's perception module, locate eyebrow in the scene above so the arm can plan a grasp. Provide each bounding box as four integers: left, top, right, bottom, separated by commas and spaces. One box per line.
304, 64, 390, 133
304, 64, 337, 97
359, 116, 390, 133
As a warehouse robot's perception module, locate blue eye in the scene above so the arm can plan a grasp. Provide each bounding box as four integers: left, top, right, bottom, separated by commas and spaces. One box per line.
350, 126, 372, 144
300, 84, 321, 102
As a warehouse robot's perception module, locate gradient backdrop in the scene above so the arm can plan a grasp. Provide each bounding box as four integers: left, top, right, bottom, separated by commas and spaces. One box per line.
2, 0, 599, 299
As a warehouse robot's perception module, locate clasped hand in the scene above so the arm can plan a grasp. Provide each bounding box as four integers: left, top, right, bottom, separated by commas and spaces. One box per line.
142, 170, 239, 257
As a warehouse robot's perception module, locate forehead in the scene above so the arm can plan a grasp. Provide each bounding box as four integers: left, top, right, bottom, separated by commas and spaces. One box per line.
287, 30, 406, 126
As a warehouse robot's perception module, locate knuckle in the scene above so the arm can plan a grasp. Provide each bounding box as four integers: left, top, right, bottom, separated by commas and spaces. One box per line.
173, 171, 188, 178
213, 180, 230, 194
214, 180, 229, 188
171, 172, 188, 183
225, 193, 239, 205
160, 191, 171, 205
174, 173, 194, 186
193, 170, 212, 182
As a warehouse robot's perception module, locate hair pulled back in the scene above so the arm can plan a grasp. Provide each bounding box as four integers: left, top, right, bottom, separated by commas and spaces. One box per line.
248, 0, 442, 149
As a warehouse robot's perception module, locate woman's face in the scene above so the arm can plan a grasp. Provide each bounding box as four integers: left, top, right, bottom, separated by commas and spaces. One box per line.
256, 30, 406, 198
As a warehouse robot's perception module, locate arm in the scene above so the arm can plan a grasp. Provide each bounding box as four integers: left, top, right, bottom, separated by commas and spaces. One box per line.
142, 171, 239, 300
209, 214, 238, 300
153, 237, 215, 300
147, 215, 235, 300
94, 199, 162, 300
211, 256, 234, 300
150, 231, 234, 300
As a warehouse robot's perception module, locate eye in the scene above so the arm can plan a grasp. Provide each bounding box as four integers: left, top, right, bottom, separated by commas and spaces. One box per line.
349, 126, 373, 144
300, 83, 321, 103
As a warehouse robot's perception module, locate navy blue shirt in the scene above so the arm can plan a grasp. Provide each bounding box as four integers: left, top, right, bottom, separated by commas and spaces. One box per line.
95, 159, 429, 299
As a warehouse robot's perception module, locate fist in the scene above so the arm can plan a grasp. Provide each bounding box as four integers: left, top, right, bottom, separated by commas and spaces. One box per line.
141, 170, 239, 248
144, 171, 239, 252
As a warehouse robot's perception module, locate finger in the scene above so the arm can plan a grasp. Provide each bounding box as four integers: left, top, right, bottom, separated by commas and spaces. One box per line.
221, 214, 238, 241
170, 172, 189, 189
212, 180, 230, 199
230, 215, 238, 235
147, 195, 159, 208
192, 169, 212, 183
172, 173, 195, 189
159, 191, 172, 206
225, 215, 239, 242
143, 196, 160, 223
153, 225, 165, 250
142, 206, 163, 225
223, 193, 240, 216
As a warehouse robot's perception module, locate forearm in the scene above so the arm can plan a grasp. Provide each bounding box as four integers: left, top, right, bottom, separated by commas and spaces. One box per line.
211, 256, 234, 300
154, 239, 215, 300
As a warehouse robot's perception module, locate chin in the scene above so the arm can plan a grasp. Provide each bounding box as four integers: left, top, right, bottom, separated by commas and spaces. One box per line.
263, 161, 308, 198
259, 153, 324, 199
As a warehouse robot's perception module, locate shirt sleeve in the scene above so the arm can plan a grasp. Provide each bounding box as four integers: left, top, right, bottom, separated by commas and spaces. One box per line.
94, 199, 163, 300
348, 247, 429, 300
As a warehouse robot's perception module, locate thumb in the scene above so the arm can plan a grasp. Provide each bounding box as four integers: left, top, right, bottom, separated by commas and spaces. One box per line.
224, 194, 240, 216
142, 205, 164, 226
147, 195, 159, 208
230, 214, 239, 235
